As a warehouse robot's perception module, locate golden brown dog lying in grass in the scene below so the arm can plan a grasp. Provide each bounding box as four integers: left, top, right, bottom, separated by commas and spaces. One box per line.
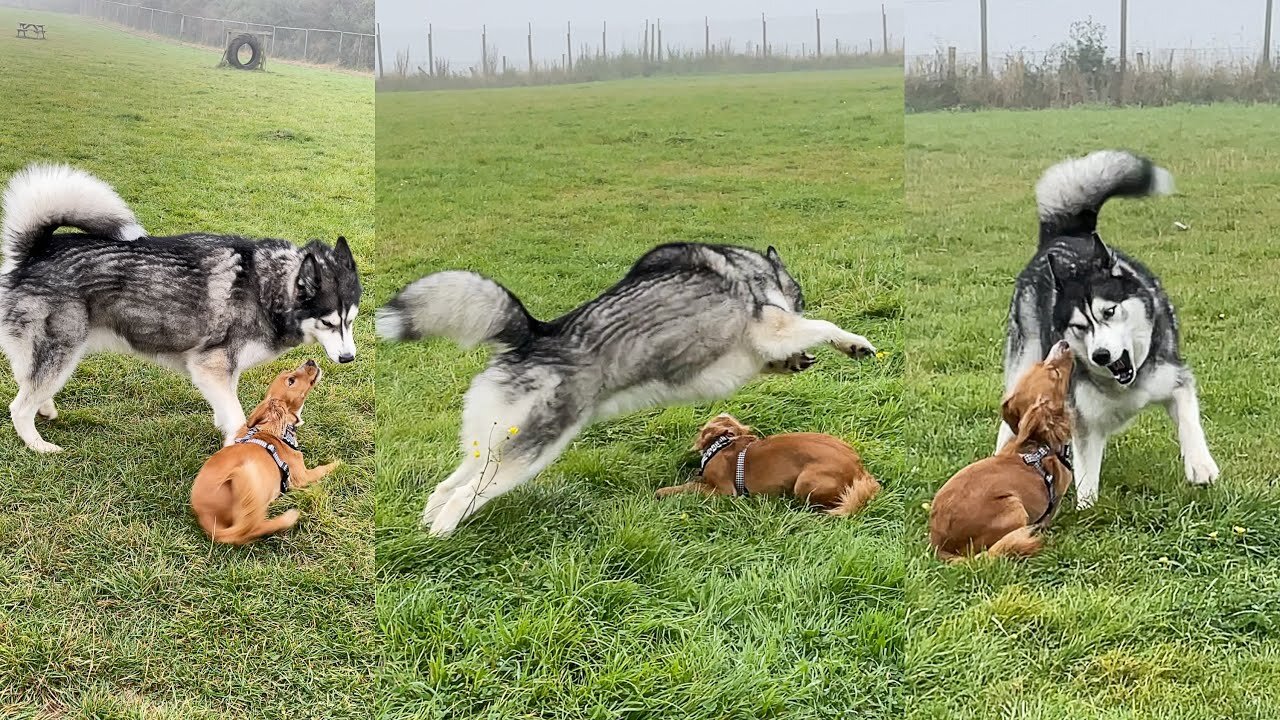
929, 340, 1075, 562
190, 360, 340, 545
657, 413, 879, 515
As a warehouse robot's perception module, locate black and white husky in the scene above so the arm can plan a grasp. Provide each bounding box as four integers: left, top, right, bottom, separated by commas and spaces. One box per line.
0, 164, 361, 452
377, 243, 877, 536
999, 150, 1218, 508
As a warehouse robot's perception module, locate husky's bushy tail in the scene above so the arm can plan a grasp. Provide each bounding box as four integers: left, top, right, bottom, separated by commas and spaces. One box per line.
1036, 150, 1174, 242
1, 164, 145, 272
376, 270, 540, 350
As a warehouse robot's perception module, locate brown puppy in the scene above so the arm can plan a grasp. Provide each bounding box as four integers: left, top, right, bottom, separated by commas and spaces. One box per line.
929, 340, 1075, 562
657, 414, 880, 515
190, 360, 341, 545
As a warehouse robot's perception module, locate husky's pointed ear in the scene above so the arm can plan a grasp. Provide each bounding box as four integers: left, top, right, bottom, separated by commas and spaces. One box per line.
334, 236, 357, 271
765, 246, 783, 266
297, 253, 320, 302
1091, 232, 1116, 271
1045, 252, 1065, 290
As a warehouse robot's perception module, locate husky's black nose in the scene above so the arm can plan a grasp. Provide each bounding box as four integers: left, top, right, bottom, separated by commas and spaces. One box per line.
338, 353, 355, 364
1091, 348, 1112, 365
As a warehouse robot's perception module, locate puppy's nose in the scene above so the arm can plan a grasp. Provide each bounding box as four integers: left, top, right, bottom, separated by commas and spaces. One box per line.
305, 359, 318, 368
338, 353, 355, 364
1091, 348, 1112, 365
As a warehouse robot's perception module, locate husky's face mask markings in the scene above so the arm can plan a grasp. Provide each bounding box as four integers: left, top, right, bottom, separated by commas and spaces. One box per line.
0, 164, 363, 451
1062, 296, 1151, 386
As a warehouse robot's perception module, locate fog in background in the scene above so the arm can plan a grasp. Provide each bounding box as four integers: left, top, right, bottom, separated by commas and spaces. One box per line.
379, 1, 903, 72
907, 0, 1273, 60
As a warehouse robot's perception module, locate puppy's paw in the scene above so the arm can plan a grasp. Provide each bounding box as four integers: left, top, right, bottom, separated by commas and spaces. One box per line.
834, 335, 876, 359
1184, 452, 1220, 486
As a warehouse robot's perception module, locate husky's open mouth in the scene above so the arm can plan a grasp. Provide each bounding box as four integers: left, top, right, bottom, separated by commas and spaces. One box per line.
1106, 350, 1136, 385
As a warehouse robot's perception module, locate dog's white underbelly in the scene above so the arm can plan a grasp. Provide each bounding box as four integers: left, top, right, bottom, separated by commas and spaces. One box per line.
85, 328, 187, 372
594, 346, 763, 421
1073, 361, 1181, 434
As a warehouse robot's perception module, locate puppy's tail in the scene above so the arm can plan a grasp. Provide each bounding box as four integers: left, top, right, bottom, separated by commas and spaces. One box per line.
1036, 150, 1174, 242
1, 164, 145, 271
983, 526, 1043, 560
826, 472, 881, 517
376, 270, 540, 351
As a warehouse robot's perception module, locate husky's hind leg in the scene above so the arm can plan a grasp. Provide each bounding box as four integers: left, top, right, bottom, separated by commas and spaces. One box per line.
429, 410, 588, 537
750, 306, 875, 361
5, 309, 88, 453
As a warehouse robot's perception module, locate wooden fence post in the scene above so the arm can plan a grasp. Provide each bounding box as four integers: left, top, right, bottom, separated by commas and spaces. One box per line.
643, 20, 649, 62
566, 21, 572, 71
657, 19, 662, 62
947, 45, 956, 79
881, 3, 888, 54
602, 20, 606, 59
816, 9, 821, 57
1117, 0, 1128, 102
306, 27, 312, 64
369, 25, 375, 77
527, 22, 533, 74
979, 0, 988, 76
482, 24, 488, 76
704, 16, 709, 56
1264, 0, 1274, 68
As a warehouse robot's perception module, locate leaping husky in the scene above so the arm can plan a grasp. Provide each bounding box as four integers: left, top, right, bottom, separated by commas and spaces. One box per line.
377, 242, 877, 536
0, 164, 362, 452
1000, 150, 1218, 508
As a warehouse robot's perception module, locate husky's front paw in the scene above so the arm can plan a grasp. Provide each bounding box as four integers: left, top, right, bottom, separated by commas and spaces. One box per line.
1185, 452, 1220, 486
834, 334, 876, 359
765, 352, 817, 374
37, 400, 58, 420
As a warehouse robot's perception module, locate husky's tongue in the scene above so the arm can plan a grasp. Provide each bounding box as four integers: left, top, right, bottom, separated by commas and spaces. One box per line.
1107, 351, 1135, 385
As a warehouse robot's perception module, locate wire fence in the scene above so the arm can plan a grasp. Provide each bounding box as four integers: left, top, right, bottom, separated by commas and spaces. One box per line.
379, 8, 904, 89
80, 0, 375, 70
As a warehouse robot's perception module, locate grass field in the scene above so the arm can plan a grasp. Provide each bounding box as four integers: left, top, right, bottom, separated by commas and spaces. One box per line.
0, 11, 374, 719
905, 107, 1280, 718
375, 69, 904, 718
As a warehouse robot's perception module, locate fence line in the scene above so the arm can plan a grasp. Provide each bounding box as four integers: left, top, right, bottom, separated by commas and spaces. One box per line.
80, 0, 374, 70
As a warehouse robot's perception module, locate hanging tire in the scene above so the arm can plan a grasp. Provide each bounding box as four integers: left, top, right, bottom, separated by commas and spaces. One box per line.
226, 34, 263, 70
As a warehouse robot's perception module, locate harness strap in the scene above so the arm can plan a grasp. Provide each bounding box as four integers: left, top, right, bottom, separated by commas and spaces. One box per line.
1021, 443, 1072, 525
235, 426, 294, 493
698, 434, 753, 497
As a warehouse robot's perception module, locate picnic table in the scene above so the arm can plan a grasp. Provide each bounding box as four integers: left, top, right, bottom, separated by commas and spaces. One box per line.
17, 22, 47, 39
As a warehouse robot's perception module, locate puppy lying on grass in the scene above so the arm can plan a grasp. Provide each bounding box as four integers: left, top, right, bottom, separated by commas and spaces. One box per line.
657, 413, 879, 515
929, 340, 1075, 561
191, 360, 341, 545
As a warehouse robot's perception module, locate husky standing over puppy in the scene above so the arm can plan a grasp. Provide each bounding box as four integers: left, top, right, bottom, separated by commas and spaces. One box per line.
1000, 150, 1219, 508
0, 164, 362, 452
378, 242, 877, 536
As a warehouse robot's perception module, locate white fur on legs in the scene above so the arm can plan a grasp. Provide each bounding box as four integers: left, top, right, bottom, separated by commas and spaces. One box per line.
420, 460, 482, 525
186, 355, 245, 444
1073, 428, 1106, 509
750, 306, 875, 361
1167, 382, 1219, 486
38, 398, 58, 420
11, 388, 63, 453
8, 345, 85, 453
428, 422, 585, 537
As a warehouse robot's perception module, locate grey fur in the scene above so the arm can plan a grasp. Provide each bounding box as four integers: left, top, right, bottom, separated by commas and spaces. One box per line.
381, 242, 875, 536
0, 163, 361, 452
1001, 150, 1217, 508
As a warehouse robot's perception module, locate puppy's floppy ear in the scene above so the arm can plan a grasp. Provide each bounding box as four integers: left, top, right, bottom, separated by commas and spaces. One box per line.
334, 236, 357, 271
245, 398, 288, 430
1000, 393, 1020, 436
297, 253, 320, 302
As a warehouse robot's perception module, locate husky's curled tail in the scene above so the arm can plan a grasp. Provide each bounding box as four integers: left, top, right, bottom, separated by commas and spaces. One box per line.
1035, 149, 1174, 243
1, 164, 146, 273
375, 270, 540, 350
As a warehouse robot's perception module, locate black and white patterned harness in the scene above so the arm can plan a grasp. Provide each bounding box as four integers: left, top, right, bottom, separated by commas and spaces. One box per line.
699, 434, 754, 497
234, 425, 300, 494
1020, 443, 1073, 525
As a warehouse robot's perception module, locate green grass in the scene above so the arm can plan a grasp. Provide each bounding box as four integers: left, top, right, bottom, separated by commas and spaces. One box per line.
0, 11, 374, 719
375, 69, 904, 718
904, 106, 1280, 718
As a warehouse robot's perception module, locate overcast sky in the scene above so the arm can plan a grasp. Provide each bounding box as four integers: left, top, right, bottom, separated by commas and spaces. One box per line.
906, 0, 1271, 58
378, 1, 904, 71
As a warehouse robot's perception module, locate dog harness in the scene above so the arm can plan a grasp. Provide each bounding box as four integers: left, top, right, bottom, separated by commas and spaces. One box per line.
1020, 443, 1073, 525
234, 425, 299, 494
699, 434, 753, 497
